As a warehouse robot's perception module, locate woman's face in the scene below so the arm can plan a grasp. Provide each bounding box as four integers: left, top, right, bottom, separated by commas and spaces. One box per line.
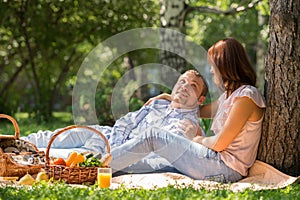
209, 62, 223, 88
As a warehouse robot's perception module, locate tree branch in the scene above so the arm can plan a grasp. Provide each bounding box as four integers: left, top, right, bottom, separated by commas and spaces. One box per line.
0, 59, 29, 101
181, 0, 262, 28
190, 0, 260, 15
19, 0, 40, 93
0, 51, 17, 73
52, 49, 76, 96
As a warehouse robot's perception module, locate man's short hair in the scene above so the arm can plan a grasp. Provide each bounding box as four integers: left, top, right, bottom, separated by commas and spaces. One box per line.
184, 70, 209, 97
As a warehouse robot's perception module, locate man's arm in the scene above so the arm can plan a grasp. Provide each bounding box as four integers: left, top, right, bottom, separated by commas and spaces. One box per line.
109, 105, 149, 146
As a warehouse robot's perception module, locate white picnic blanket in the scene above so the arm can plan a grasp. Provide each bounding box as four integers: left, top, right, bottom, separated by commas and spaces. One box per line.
40, 148, 299, 192
0, 160, 298, 192
111, 160, 300, 192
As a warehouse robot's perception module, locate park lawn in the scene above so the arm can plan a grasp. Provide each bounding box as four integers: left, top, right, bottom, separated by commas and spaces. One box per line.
0, 112, 74, 136
0, 181, 299, 200
0, 112, 299, 199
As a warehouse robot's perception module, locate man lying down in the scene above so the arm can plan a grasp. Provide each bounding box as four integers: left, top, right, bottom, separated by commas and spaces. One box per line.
22, 70, 208, 174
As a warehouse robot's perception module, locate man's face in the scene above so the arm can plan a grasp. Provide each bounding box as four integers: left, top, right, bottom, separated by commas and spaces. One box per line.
171, 72, 203, 109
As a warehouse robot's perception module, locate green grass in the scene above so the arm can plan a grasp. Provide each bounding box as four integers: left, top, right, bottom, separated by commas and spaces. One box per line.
0, 112, 73, 137
0, 182, 299, 200
0, 112, 299, 199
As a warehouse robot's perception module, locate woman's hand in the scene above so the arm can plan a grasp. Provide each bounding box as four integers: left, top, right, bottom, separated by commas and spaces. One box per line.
144, 93, 172, 106
193, 135, 205, 144
178, 119, 204, 140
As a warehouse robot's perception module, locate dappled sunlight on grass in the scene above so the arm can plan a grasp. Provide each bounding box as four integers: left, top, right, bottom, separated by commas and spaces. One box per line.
52, 112, 73, 123
0, 112, 74, 136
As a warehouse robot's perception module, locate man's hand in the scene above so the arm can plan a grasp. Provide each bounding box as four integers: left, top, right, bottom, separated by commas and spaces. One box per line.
144, 93, 172, 106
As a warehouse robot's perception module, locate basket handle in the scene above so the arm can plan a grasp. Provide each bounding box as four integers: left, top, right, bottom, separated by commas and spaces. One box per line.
45, 125, 111, 165
0, 114, 20, 139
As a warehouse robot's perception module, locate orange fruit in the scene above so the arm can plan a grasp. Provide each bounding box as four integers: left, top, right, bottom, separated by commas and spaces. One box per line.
65, 151, 78, 167
70, 153, 85, 167
53, 158, 66, 166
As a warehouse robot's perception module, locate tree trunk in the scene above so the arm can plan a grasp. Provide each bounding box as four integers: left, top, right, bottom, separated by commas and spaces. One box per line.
160, 0, 187, 75
256, 12, 267, 91
258, 0, 300, 176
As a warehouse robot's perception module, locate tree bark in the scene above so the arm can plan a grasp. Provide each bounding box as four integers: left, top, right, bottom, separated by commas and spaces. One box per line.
160, 0, 187, 75
258, 0, 300, 176
256, 12, 267, 91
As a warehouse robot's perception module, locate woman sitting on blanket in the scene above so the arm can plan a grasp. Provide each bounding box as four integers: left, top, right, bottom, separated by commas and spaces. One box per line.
109, 38, 266, 183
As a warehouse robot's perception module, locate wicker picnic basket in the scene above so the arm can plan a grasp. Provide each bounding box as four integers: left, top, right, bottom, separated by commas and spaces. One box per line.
44, 125, 111, 184
0, 114, 45, 177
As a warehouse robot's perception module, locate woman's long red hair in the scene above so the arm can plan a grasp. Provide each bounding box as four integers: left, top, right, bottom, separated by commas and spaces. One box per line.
208, 38, 256, 93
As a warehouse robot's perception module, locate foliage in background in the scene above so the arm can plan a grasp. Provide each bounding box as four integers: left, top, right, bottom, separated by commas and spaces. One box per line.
0, 0, 269, 126
186, 0, 269, 91
93, 48, 160, 125
0, 0, 160, 122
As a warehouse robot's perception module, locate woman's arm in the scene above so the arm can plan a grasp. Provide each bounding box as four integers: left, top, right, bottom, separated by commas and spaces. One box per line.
194, 97, 262, 151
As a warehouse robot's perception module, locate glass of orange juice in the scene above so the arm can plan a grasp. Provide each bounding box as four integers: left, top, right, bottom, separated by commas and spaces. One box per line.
97, 168, 112, 188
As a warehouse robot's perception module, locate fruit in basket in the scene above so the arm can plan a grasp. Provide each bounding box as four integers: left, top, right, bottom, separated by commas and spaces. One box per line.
18, 173, 35, 185
65, 151, 78, 167
70, 153, 85, 167
53, 158, 66, 166
0, 177, 19, 181
84, 152, 94, 159
79, 156, 102, 167
36, 171, 49, 181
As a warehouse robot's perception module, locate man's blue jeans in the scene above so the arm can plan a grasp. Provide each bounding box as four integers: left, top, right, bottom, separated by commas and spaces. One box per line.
111, 127, 242, 183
